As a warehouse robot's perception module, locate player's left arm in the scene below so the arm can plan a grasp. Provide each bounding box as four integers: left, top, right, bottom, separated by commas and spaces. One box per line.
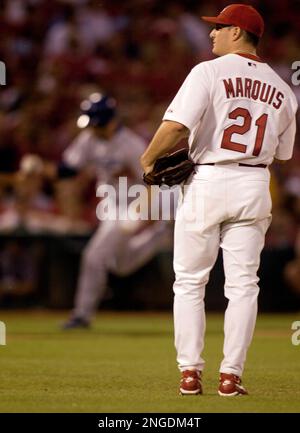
140, 120, 189, 174
274, 93, 298, 163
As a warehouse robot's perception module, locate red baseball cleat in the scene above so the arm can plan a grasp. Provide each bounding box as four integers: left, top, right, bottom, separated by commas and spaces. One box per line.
180, 370, 202, 395
218, 373, 248, 396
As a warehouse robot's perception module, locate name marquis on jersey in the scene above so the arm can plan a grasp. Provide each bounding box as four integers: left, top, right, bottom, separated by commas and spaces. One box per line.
223, 77, 284, 109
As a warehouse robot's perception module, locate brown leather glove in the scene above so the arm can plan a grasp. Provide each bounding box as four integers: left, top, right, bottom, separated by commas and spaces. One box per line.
143, 148, 195, 187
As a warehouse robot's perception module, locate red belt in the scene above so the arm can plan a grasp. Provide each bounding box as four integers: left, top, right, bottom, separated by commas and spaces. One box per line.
196, 163, 267, 168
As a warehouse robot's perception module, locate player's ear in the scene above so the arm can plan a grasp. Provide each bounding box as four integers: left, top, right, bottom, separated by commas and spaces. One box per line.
232, 26, 243, 41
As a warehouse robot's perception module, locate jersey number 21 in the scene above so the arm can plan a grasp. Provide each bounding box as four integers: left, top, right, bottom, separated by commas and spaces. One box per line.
221, 107, 268, 156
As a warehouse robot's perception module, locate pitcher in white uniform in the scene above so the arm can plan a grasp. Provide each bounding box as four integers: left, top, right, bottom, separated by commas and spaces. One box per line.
141, 4, 298, 396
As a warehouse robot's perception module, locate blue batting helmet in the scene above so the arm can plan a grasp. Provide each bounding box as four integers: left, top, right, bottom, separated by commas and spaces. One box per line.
77, 93, 117, 129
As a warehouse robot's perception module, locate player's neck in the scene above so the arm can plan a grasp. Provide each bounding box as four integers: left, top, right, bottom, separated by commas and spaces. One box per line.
231, 49, 257, 56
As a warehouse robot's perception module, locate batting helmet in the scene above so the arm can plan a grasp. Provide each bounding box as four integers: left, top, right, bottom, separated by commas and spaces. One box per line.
77, 93, 117, 129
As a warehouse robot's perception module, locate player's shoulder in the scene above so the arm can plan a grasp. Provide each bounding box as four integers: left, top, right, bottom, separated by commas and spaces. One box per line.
264, 64, 298, 109
191, 59, 215, 73
271, 68, 298, 98
69, 128, 94, 147
194, 54, 257, 73
119, 126, 144, 141
191, 55, 235, 76
76, 128, 94, 141
117, 126, 146, 148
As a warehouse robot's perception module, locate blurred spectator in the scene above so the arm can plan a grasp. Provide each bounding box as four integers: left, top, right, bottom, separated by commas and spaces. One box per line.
0, 240, 40, 307
0, 162, 54, 233
284, 228, 300, 295
283, 194, 300, 296
0, 154, 94, 235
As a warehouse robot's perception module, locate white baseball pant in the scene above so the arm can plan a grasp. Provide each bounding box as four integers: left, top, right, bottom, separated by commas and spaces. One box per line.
73, 218, 168, 320
173, 163, 272, 377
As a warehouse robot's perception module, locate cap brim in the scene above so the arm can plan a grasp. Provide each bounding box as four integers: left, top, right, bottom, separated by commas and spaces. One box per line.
201, 16, 232, 25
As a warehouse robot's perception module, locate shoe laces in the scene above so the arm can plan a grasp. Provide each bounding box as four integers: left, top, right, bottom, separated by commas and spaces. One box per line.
220, 373, 241, 384
182, 370, 201, 381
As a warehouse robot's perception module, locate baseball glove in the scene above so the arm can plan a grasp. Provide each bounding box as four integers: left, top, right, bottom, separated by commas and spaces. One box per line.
143, 148, 195, 187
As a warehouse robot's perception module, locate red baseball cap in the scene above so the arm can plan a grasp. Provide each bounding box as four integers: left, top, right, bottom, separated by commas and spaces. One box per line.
201, 4, 264, 38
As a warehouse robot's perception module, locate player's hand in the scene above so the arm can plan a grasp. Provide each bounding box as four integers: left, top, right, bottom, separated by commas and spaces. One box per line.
143, 164, 154, 175
140, 156, 154, 175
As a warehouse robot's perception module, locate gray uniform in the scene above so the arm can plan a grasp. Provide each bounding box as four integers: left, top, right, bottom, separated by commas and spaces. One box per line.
63, 126, 168, 320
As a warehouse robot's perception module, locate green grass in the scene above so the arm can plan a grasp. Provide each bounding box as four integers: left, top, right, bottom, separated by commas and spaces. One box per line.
0, 311, 299, 413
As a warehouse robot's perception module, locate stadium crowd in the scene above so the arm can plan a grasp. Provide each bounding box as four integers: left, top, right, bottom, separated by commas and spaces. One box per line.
0, 0, 300, 303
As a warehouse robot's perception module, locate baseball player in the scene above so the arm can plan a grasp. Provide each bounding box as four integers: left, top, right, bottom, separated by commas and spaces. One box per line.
50, 93, 170, 329
141, 4, 298, 396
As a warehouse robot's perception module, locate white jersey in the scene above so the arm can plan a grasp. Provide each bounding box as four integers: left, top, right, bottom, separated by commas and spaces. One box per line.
163, 53, 298, 165
63, 126, 145, 188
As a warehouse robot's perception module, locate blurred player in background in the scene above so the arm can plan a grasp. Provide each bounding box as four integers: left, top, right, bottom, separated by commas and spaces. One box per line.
34, 92, 170, 329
